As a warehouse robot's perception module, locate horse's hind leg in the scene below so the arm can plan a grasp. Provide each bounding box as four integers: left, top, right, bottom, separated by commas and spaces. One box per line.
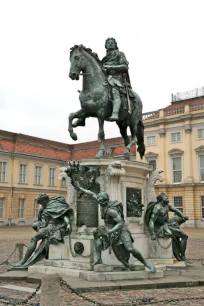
68, 109, 86, 141
124, 123, 137, 160
136, 120, 145, 159
95, 117, 105, 158
117, 122, 130, 147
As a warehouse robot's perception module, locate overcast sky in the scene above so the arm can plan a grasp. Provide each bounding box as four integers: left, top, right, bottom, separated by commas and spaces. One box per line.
0, 0, 204, 144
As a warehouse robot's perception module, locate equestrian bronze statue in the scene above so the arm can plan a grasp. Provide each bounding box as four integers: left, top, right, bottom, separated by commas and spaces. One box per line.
68, 38, 145, 160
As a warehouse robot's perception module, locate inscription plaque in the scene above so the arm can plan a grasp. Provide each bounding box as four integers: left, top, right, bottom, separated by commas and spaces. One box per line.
126, 188, 144, 217
64, 161, 100, 228
77, 197, 98, 227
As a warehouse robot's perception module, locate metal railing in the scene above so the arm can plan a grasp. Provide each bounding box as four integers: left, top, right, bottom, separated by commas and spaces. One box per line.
164, 106, 185, 116
190, 101, 204, 111
172, 86, 204, 102
142, 111, 159, 120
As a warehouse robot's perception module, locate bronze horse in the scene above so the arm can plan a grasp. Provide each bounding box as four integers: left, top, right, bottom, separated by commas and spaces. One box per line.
68, 45, 145, 160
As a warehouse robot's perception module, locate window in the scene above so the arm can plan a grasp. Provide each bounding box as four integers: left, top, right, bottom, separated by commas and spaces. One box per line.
197, 128, 204, 139
201, 196, 204, 219
172, 157, 182, 183
199, 155, 204, 181
149, 160, 157, 171
0, 161, 7, 182
19, 163, 27, 183
174, 197, 183, 213
34, 199, 39, 218
49, 167, 55, 186
0, 198, 4, 218
147, 136, 156, 146
35, 165, 42, 185
18, 199, 25, 218
171, 132, 181, 142
61, 178, 67, 187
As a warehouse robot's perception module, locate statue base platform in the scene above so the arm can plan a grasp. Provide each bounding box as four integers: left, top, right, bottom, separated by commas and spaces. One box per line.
149, 237, 173, 260
29, 158, 178, 281
28, 260, 186, 282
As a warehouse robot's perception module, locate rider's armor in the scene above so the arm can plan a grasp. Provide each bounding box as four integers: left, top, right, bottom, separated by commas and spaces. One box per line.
102, 50, 132, 121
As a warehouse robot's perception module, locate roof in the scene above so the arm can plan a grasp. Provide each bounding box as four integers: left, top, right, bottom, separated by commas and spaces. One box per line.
165, 96, 204, 109
0, 129, 135, 161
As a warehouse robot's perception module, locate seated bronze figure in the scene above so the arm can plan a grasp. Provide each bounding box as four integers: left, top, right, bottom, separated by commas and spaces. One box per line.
145, 192, 189, 261
13, 194, 73, 268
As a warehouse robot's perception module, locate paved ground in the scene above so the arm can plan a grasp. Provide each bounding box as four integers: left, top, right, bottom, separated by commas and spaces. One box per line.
0, 226, 204, 305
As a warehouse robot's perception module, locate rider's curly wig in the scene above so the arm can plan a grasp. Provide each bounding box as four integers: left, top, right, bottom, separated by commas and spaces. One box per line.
105, 37, 118, 50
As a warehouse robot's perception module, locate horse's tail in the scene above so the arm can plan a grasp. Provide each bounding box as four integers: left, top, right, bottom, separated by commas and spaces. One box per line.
136, 120, 145, 159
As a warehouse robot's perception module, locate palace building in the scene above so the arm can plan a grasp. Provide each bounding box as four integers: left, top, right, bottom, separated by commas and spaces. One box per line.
0, 87, 204, 227
0, 131, 135, 226
142, 87, 204, 228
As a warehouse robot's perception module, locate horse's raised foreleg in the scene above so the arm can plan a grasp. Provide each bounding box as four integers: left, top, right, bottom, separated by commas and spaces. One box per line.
68, 109, 86, 141
72, 118, 86, 128
95, 117, 105, 159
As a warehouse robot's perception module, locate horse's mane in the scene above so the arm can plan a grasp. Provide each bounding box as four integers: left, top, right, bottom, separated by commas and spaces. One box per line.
70, 45, 102, 66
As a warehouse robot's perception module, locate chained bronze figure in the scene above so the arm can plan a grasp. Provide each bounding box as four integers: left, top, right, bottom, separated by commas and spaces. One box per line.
13, 194, 73, 268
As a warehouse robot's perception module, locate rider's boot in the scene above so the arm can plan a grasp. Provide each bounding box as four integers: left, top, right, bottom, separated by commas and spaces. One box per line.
109, 88, 121, 121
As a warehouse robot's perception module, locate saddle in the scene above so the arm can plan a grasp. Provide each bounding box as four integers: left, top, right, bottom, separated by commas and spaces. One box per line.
107, 84, 136, 111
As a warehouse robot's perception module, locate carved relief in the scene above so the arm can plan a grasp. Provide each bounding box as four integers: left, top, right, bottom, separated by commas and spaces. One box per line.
105, 161, 125, 202
59, 161, 100, 227
147, 169, 165, 203
126, 188, 144, 217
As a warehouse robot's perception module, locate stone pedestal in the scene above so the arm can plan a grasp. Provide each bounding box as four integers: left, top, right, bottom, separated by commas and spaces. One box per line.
49, 232, 95, 270
149, 238, 172, 258
148, 237, 173, 264
49, 237, 70, 260
40, 272, 60, 306
28, 158, 177, 279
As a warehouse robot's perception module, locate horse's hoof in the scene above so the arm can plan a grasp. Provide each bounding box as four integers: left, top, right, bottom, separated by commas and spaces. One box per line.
95, 150, 104, 159
70, 132, 78, 141
124, 152, 130, 160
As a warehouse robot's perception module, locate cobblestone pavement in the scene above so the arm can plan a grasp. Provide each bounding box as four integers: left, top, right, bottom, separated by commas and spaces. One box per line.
0, 282, 204, 305
0, 227, 204, 305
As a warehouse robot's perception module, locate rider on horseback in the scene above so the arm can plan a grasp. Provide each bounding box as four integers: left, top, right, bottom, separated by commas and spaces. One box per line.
101, 37, 132, 121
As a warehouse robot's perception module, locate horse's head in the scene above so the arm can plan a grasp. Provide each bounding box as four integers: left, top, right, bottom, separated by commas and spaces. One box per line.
69, 44, 102, 81
69, 45, 85, 80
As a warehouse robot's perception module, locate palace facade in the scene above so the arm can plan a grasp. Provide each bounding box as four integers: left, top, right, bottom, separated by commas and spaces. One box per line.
0, 131, 135, 225
0, 87, 204, 227
142, 87, 204, 227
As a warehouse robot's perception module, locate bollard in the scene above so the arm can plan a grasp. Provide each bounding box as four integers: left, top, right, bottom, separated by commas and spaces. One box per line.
40, 272, 60, 306
15, 243, 24, 261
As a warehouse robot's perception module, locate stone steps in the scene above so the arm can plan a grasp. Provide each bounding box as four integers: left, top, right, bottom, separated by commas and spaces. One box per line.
27, 261, 187, 282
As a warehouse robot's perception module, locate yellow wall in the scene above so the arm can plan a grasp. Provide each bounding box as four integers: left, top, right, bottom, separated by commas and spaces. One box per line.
0, 153, 67, 225
143, 102, 204, 227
